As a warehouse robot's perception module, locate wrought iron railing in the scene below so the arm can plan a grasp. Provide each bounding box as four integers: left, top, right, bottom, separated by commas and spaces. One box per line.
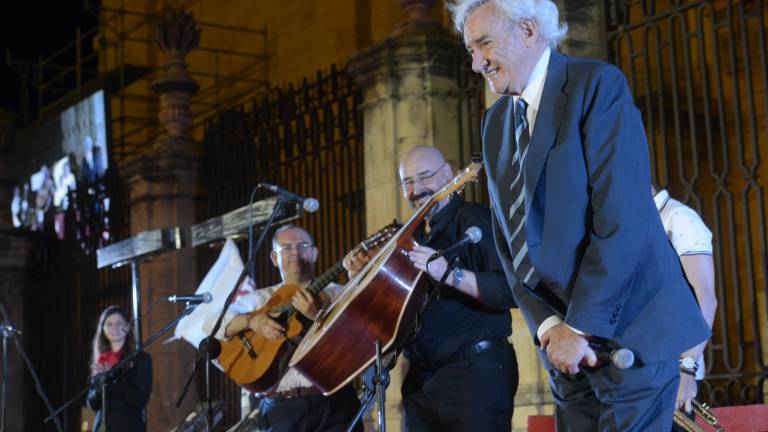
196, 65, 365, 424
606, 0, 768, 406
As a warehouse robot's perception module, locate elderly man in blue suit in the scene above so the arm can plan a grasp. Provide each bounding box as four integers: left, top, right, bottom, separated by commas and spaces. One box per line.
451, 0, 711, 430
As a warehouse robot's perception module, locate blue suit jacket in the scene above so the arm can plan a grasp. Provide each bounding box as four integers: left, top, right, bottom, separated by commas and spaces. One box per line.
483, 50, 710, 365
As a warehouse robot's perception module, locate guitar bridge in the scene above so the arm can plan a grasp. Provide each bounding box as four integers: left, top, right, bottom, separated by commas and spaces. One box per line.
239, 334, 257, 359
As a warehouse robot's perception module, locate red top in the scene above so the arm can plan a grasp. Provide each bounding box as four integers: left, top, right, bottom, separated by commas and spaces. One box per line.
96, 348, 124, 369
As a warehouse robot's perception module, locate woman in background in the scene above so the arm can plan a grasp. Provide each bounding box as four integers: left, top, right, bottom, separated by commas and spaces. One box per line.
86, 305, 152, 432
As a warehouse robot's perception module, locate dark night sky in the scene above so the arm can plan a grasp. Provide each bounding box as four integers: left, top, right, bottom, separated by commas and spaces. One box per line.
0, 1, 96, 116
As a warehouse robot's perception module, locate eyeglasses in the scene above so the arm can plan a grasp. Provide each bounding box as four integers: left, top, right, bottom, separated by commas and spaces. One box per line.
275, 242, 313, 254
400, 163, 446, 189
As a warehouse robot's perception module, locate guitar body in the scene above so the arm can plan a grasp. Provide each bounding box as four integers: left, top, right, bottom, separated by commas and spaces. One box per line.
217, 284, 306, 393
289, 239, 429, 395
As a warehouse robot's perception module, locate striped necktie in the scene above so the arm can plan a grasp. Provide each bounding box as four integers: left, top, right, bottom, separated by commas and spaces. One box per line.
508, 98, 540, 287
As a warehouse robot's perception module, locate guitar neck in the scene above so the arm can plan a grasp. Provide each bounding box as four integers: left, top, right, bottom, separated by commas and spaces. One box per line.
307, 260, 346, 296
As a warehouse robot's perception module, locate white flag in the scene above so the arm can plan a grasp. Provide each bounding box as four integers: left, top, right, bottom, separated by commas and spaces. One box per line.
172, 239, 255, 346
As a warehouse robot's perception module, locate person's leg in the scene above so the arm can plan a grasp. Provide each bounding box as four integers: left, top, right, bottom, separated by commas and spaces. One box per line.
428, 345, 518, 432
402, 364, 442, 431
589, 358, 680, 432
258, 396, 308, 432
548, 369, 601, 432
315, 385, 364, 432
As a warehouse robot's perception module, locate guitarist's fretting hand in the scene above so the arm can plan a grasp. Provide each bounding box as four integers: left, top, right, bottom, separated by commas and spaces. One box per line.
291, 287, 323, 320
343, 248, 373, 278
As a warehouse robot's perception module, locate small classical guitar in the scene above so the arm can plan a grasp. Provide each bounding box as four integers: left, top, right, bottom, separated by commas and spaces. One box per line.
216, 222, 399, 393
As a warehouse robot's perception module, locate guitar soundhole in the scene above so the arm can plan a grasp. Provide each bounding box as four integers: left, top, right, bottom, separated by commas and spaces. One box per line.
240, 335, 257, 359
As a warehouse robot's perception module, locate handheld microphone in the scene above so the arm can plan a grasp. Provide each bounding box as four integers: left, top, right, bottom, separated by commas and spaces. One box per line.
259, 183, 320, 213
588, 341, 635, 369
427, 226, 482, 262
167, 293, 213, 304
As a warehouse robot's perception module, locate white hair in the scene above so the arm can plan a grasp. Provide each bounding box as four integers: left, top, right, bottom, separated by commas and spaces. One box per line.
449, 0, 568, 47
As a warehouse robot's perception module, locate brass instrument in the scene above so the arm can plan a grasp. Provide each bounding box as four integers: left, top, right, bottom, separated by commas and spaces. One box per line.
673, 399, 725, 432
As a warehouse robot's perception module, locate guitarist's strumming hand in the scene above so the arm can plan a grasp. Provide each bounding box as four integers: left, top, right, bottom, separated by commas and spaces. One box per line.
407, 245, 449, 281
291, 287, 323, 320
248, 313, 285, 341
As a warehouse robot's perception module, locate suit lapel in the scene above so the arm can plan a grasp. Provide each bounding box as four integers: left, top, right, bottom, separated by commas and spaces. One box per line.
524, 50, 567, 215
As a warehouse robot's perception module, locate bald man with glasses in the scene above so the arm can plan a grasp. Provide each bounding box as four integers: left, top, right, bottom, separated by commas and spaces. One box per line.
346, 146, 518, 431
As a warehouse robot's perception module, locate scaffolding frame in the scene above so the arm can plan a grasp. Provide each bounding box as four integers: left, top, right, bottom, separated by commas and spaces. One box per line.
7, 0, 271, 161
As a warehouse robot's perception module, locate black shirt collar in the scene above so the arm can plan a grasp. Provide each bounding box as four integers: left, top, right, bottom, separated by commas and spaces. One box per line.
426, 195, 461, 234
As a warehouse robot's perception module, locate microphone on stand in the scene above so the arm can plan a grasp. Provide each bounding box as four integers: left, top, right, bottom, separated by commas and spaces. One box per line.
259, 183, 320, 213
427, 226, 482, 262
167, 293, 213, 304
0, 304, 20, 336
0, 324, 21, 336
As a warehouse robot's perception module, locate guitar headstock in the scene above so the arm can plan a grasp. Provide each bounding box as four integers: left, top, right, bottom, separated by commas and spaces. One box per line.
360, 221, 401, 252
430, 160, 484, 203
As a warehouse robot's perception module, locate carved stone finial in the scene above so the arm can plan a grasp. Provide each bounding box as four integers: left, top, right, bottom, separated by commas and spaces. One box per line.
392, 0, 446, 37
156, 8, 201, 60
151, 7, 201, 155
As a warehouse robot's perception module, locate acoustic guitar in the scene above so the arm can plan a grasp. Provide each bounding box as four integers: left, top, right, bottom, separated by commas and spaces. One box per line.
289, 159, 483, 395
216, 222, 400, 393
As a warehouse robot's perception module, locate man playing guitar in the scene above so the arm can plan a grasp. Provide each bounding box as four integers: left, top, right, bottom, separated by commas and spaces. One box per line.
212, 224, 362, 432
344, 146, 519, 431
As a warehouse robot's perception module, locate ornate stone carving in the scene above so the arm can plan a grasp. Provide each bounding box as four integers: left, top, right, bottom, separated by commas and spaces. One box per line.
151, 8, 201, 155
392, 0, 447, 37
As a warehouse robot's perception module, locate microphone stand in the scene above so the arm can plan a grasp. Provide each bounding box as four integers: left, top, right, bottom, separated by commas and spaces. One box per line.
0, 304, 63, 432
45, 304, 199, 429
175, 197, 286, 431
343, 254, 461, 432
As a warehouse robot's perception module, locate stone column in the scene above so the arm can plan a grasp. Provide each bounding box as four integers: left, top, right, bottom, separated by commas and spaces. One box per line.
347, 2, 475, 430
0, 111, 34, 432
119, 7, 201, 431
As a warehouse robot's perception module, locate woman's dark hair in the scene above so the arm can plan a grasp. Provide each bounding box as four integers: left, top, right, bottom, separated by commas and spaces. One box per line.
90, 305, 134, 374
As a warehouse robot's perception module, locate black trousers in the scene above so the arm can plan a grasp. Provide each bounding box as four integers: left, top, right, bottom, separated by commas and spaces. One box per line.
402, 344, 519, 432
257, 385, 362, 432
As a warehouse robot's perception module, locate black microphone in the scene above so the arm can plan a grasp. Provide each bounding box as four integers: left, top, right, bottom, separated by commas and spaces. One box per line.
427, 226, 482, 262
588, 341, 635, 369
167, 293, 213, 304
259, 183, 320, 213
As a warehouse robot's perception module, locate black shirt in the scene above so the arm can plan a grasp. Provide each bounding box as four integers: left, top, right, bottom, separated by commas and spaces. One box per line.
406, 197, 516, 364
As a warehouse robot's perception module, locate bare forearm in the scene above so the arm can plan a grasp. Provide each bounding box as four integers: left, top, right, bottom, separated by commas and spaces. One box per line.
224, 314, 250, 337
680, 254, 717, 359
